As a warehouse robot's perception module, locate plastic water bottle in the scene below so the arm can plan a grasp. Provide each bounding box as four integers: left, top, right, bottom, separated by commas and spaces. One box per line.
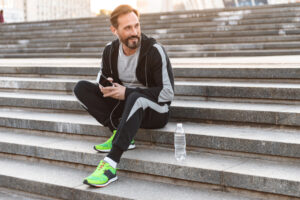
174, 123, 186, 161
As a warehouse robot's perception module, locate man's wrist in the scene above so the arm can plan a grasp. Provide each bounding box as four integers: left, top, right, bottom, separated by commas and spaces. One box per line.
125, 87, 134, 99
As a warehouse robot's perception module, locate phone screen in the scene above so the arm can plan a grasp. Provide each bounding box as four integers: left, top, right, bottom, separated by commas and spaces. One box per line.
99, 74, 113, 87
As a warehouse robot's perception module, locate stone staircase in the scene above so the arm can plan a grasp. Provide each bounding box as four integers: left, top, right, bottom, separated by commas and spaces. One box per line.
1, 2, 300, 199
0, 56, 300, 199
1, 3, 300, 58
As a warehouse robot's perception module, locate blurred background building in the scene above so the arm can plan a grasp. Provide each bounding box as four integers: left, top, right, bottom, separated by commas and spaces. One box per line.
0, 0, 300, 23
0, 0, 91, 23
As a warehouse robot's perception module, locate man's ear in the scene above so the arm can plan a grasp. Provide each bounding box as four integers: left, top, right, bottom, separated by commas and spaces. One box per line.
110, 25, 118, 36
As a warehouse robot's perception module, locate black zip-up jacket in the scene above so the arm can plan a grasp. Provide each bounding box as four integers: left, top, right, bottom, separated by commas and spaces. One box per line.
97, 33, 174, 105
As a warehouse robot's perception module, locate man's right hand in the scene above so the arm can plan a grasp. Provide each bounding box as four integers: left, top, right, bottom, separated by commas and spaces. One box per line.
99, 77, 113, 93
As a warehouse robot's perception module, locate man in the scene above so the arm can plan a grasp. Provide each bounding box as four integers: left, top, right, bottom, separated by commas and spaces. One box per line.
74, 4, 174, 187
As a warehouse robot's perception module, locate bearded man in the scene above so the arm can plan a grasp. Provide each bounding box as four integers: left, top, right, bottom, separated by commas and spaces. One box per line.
74, 4, 174, 187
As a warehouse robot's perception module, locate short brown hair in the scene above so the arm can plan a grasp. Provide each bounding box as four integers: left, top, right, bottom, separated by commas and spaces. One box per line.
110, 5, 139, 28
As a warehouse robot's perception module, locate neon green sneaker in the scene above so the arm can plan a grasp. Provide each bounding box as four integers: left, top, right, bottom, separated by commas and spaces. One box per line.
83, 160, 117, 187
94, 130, 136, 153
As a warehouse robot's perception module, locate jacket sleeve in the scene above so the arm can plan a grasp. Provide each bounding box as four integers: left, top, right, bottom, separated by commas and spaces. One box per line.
125, 44, 174, 103
96, 44, 112, 83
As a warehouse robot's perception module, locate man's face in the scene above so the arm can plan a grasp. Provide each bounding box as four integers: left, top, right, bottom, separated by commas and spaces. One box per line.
114, 12, 141, 49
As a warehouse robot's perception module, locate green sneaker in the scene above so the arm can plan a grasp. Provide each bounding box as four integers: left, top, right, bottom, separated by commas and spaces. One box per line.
83, 160, 117, 187
94, 130, 136, 153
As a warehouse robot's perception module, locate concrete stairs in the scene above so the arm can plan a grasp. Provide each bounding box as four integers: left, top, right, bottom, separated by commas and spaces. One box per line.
1, 3, 300, 58
1, 56, 300, 199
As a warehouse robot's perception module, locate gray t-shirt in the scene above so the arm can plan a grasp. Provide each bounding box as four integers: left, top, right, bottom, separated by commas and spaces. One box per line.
118, 43, 145, 88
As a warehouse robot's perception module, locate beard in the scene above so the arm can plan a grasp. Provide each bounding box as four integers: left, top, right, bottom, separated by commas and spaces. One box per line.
120, 35, 141, 49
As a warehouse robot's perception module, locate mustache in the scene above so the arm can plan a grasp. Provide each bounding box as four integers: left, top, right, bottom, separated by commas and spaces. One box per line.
127, 35, 139, 40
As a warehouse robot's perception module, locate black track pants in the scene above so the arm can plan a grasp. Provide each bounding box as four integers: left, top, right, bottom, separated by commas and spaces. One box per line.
73, 80, 122, 132
73, 80, 170, 151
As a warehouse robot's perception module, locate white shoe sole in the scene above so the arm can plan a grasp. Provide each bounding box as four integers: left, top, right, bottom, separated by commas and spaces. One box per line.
84, 176, 118, 187
94, 143, 136, 153
128, 143, 136, 150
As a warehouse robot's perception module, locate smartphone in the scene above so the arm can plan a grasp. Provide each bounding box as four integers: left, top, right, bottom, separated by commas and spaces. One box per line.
99, 74, 113, 87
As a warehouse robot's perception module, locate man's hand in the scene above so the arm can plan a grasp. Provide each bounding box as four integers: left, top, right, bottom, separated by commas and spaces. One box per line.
100, 83, 126, 100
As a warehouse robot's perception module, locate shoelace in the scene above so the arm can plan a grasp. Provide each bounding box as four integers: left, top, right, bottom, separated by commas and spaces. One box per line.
97, 162, 106, 171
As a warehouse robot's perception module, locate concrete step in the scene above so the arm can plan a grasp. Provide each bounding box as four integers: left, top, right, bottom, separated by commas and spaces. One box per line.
171, 99, 300, 126
0, 156, 265, 200
168, 49, 300, 57
0, 59, 100, 69
0, 47, 86, 54
0, 92, 300, 126
0, 77, 77, 91
3, 42, 300, 54
3, 42, 300, 56
2, 49, 300, 58
1, 22, 299, 42
173, 65, 300, 79
1, 26, 300, 43
1, 60, 300, 79
125, 16, 300, 30
0, 187, 59, 200
1, 77, 300, 100
1, 108, 300, 158
164, 42, 300, 51
2, 16, 300, 38
1, 11, 300, 35
1, 128, 300, 197
0, 48, 85, 54
3, 35, 300, 49
0, 17, 106, 29
65, 23, 300, 36
2, 97, 300, 156
0, 53, 101, 58
175, 81, 300, 100
158, 42, 300, 53
2, 30, 300, 46
190, 41, 299, 50
2, 12, 300, 35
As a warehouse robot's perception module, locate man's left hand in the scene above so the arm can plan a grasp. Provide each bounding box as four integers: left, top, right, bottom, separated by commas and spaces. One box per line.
101, 83, 126, 100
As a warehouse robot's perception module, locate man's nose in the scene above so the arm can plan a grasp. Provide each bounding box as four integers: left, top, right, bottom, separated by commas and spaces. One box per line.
131, 27, 138, 35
